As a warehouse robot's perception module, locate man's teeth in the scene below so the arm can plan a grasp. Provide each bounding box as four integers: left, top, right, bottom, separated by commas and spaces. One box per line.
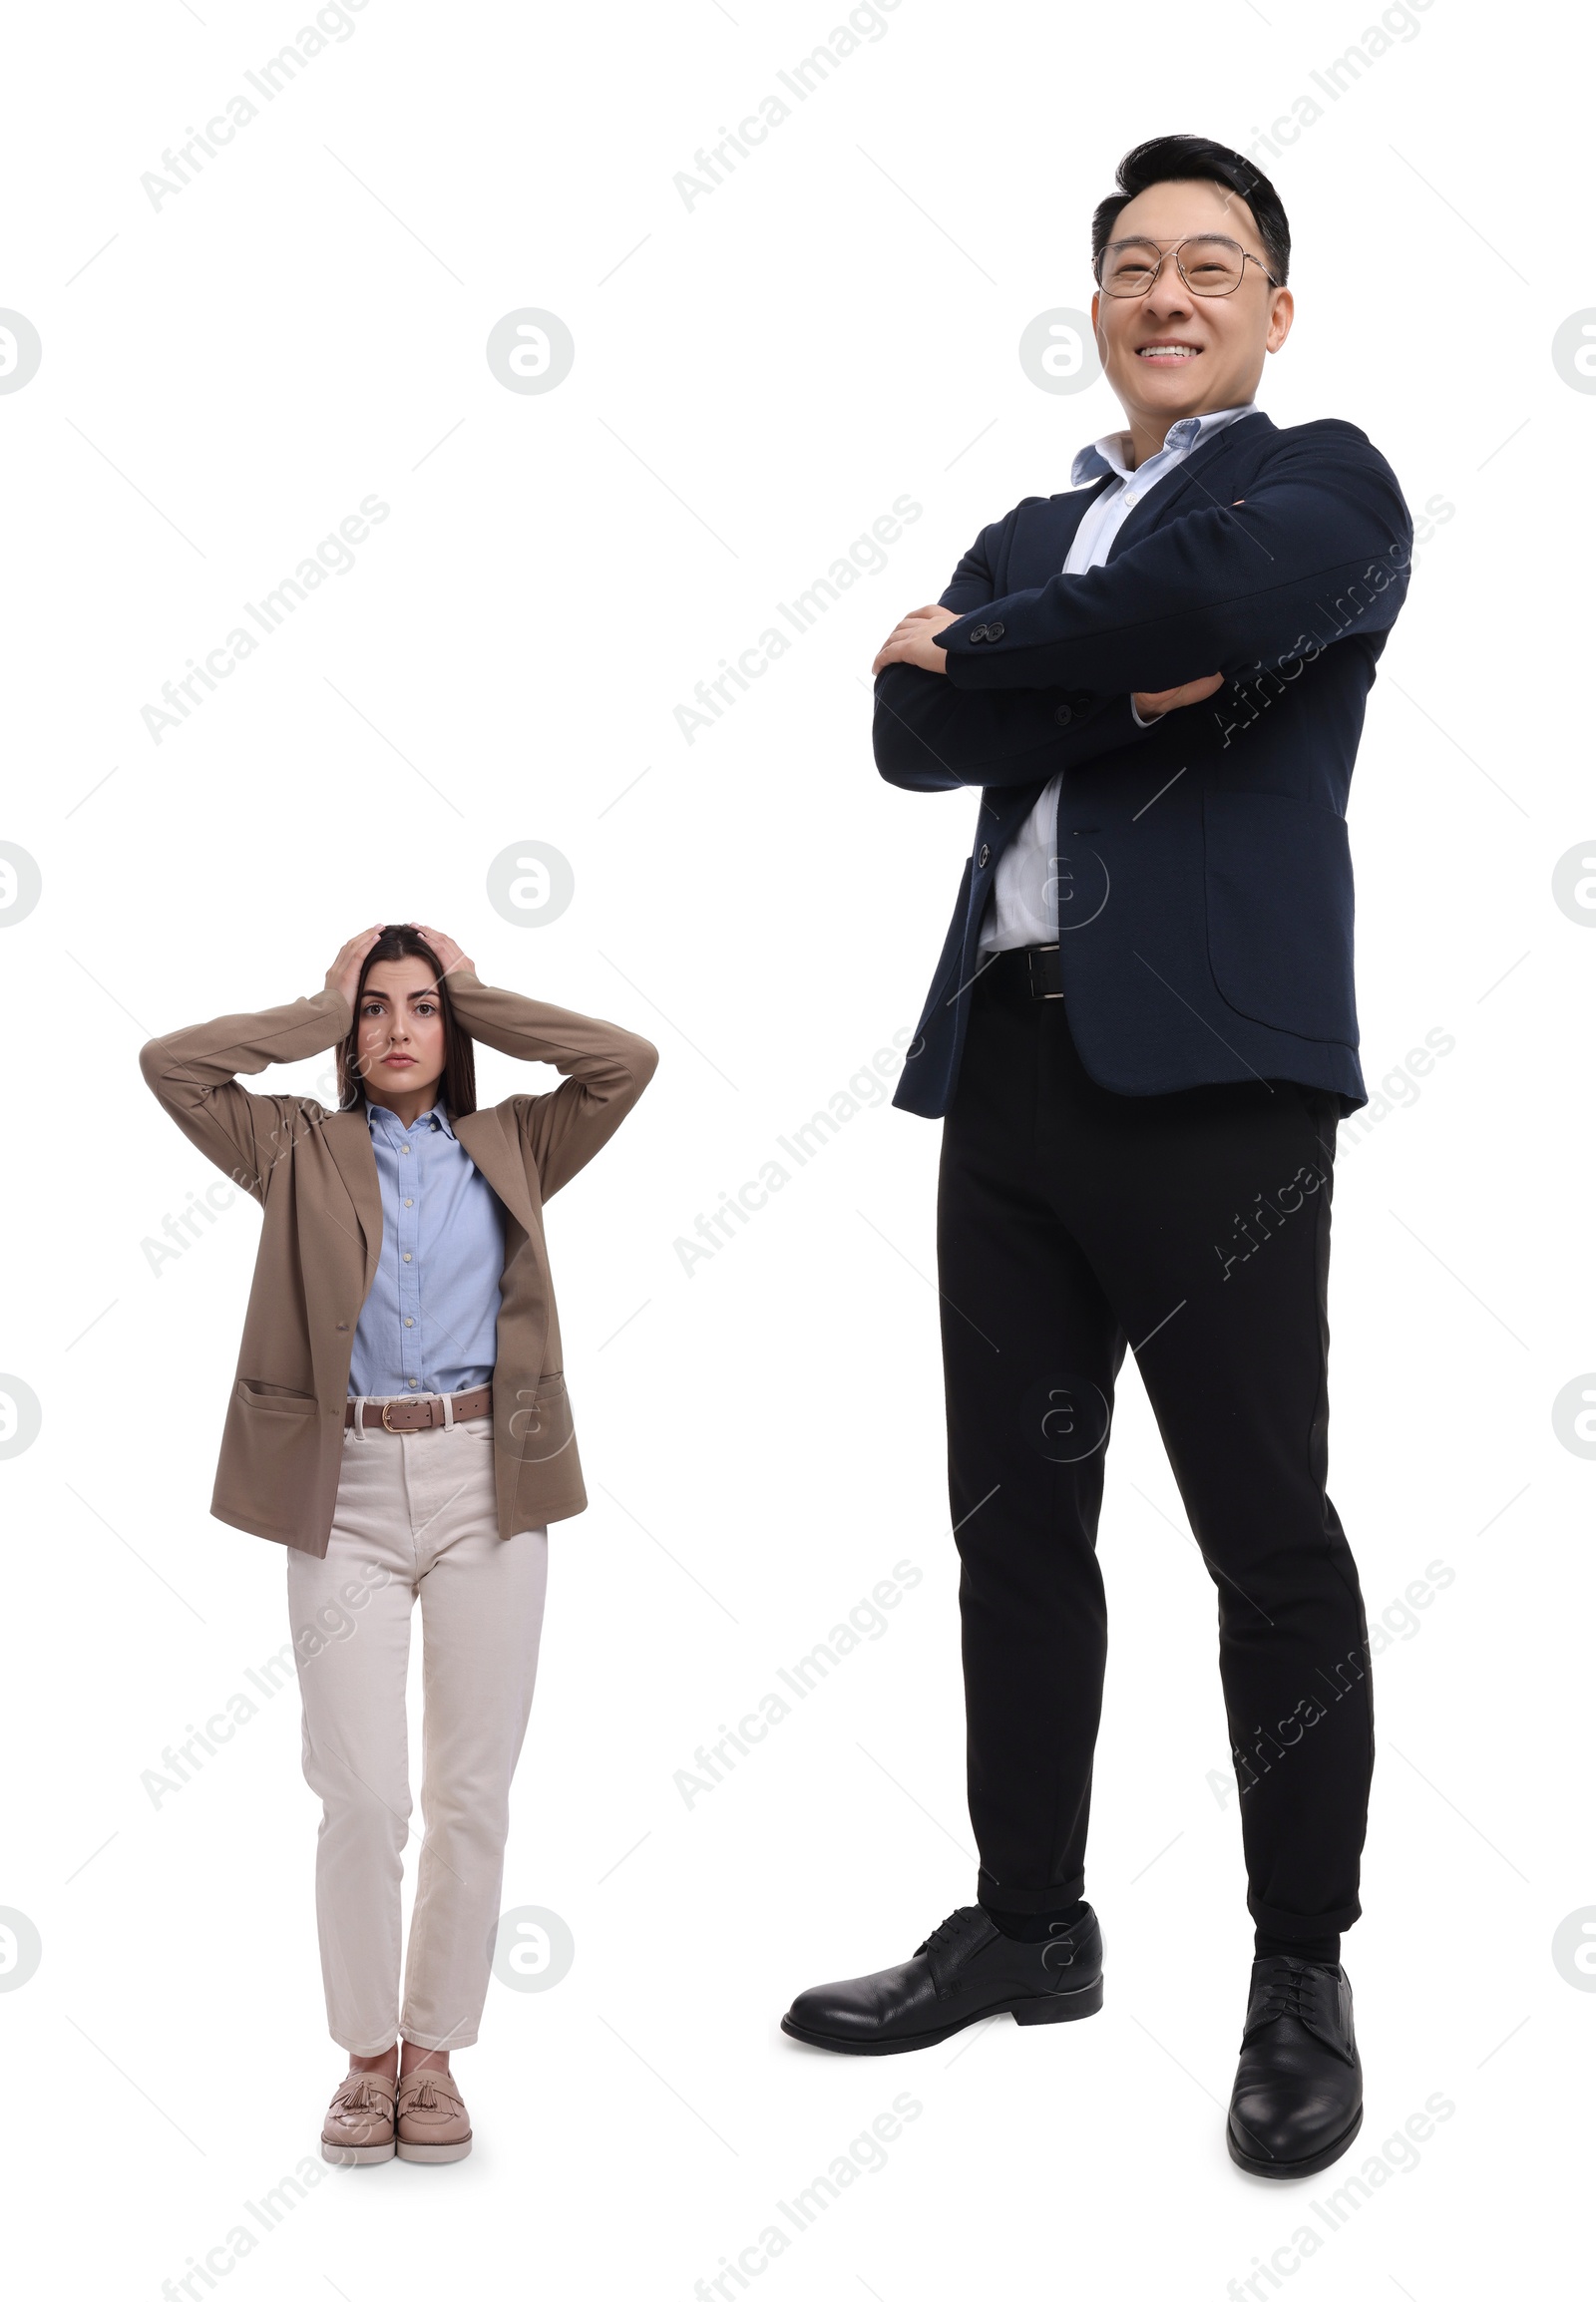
1138, 344, 1199, 357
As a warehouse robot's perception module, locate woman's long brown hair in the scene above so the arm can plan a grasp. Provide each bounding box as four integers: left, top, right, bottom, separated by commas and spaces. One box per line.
335, 925, 478, 1118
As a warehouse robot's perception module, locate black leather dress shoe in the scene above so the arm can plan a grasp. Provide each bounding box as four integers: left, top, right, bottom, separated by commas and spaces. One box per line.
1227, 1957, 1364, 2178
781, 1904, 1103, 2055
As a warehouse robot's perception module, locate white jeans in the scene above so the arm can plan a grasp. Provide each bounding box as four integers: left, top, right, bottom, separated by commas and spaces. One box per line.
284, 1405, 548, 2054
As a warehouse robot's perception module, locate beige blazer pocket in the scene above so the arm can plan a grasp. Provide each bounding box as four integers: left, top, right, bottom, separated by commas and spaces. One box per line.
225, 1381, 321, 1532
503, 1371, 574, 1464
236, 1381, 318, 1415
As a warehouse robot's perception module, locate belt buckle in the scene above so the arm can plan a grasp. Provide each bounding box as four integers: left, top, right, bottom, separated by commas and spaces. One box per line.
1030, 943, 1063, 1001
379, 1399, 401, 1432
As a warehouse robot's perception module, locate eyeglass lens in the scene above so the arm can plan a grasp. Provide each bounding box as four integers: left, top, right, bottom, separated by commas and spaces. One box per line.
1099, 236, 1250, 296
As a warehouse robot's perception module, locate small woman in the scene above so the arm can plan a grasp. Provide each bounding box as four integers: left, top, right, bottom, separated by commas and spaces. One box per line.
139, 922, 657, 2165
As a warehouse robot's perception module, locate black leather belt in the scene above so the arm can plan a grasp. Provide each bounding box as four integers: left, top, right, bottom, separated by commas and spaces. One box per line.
1022, 943, 1064, 1000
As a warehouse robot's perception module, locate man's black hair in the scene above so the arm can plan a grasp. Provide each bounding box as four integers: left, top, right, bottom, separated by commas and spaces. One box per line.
1092, 135, 1290, 285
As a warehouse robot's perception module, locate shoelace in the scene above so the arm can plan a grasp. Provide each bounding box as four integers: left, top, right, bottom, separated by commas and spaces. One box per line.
1250, 1960, 1331, 2031
914, 1906, 988, 1960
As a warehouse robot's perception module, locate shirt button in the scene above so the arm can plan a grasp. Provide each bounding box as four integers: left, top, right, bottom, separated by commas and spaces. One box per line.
400, 1146, 410, 1156
402, 1252, 413, 1263
408, 1378, 419, 1388
405, 1317, 415, 1328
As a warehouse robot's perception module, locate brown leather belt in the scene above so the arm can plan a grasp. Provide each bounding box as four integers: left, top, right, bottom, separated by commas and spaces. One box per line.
344, 1381, 493, 1433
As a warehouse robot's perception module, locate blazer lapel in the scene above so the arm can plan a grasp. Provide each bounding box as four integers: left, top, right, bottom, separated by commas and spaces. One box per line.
322, 1112, 384, 1297
1105, 409, 1274, 563
454, 1104, 540, 1240
1009, 476, 1116, 586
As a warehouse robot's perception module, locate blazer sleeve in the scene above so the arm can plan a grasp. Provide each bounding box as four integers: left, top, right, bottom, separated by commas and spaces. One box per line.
934, 427, 1413, 693
444, 969, 659, 1203
874, 506, 1163, 791
138, 986, 353, 1201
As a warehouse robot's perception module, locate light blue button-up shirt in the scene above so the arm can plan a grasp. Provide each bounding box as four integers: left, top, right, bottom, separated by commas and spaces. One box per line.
979, 402, 1258, 957
347, 1098, 507, 1398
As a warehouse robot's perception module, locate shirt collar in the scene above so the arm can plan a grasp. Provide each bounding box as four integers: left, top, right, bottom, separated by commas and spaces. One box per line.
1071, 401, 1258, 488
365, 1096, 455, 1141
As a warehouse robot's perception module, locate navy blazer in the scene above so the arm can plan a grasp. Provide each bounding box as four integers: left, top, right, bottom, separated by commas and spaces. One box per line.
875, 410, 1412, 1119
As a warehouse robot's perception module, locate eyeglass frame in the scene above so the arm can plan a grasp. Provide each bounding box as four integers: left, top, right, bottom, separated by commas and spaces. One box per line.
1092, 233, 1283, 298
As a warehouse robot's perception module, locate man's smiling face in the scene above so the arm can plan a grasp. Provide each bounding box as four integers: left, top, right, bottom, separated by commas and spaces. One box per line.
1091, 176, 1293, 461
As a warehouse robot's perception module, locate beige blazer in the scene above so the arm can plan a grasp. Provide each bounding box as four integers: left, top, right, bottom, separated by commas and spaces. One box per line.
139, 969, 658, 1557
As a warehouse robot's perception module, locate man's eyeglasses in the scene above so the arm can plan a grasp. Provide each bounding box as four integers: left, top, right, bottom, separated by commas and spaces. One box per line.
1094, 234, 1282, 298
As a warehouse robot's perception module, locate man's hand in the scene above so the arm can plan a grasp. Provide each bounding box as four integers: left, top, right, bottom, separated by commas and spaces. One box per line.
1130, 671, 1224, 719
872, 604, 958, 676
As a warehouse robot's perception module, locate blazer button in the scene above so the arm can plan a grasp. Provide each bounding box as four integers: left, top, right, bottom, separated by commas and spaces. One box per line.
978, 844, 991, 868
986, 620, 1004, 639
969, 622, 990, 641
1054, 704, 1074, 726
1070, 690, 1093, 709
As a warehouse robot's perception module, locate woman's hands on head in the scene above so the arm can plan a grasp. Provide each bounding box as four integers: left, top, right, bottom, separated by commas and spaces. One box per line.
325, 926, 384, 1013
410, 925, 475, 981
324, 924, 473, 1015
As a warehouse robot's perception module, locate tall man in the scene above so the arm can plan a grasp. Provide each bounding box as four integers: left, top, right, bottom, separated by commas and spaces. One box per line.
781, 137, 1411, 2180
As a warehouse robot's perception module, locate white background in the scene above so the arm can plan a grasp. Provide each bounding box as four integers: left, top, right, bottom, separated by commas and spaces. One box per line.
1, 0, 1590, 2295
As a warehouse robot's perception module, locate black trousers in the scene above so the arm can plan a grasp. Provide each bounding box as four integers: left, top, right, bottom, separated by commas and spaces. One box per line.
937, 948, 1374, 1941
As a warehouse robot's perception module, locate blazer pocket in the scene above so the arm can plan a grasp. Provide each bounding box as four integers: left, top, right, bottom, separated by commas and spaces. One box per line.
236, 1379, 318, 1415
1202, 789, 1359, 1045
504, 1371, 574, 1463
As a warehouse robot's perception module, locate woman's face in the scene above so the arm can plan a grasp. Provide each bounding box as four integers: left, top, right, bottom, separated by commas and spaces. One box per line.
356, 956, 447, 1105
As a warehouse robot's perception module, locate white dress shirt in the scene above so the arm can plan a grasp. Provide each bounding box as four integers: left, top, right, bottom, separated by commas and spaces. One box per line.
977, 403, 1258, 959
